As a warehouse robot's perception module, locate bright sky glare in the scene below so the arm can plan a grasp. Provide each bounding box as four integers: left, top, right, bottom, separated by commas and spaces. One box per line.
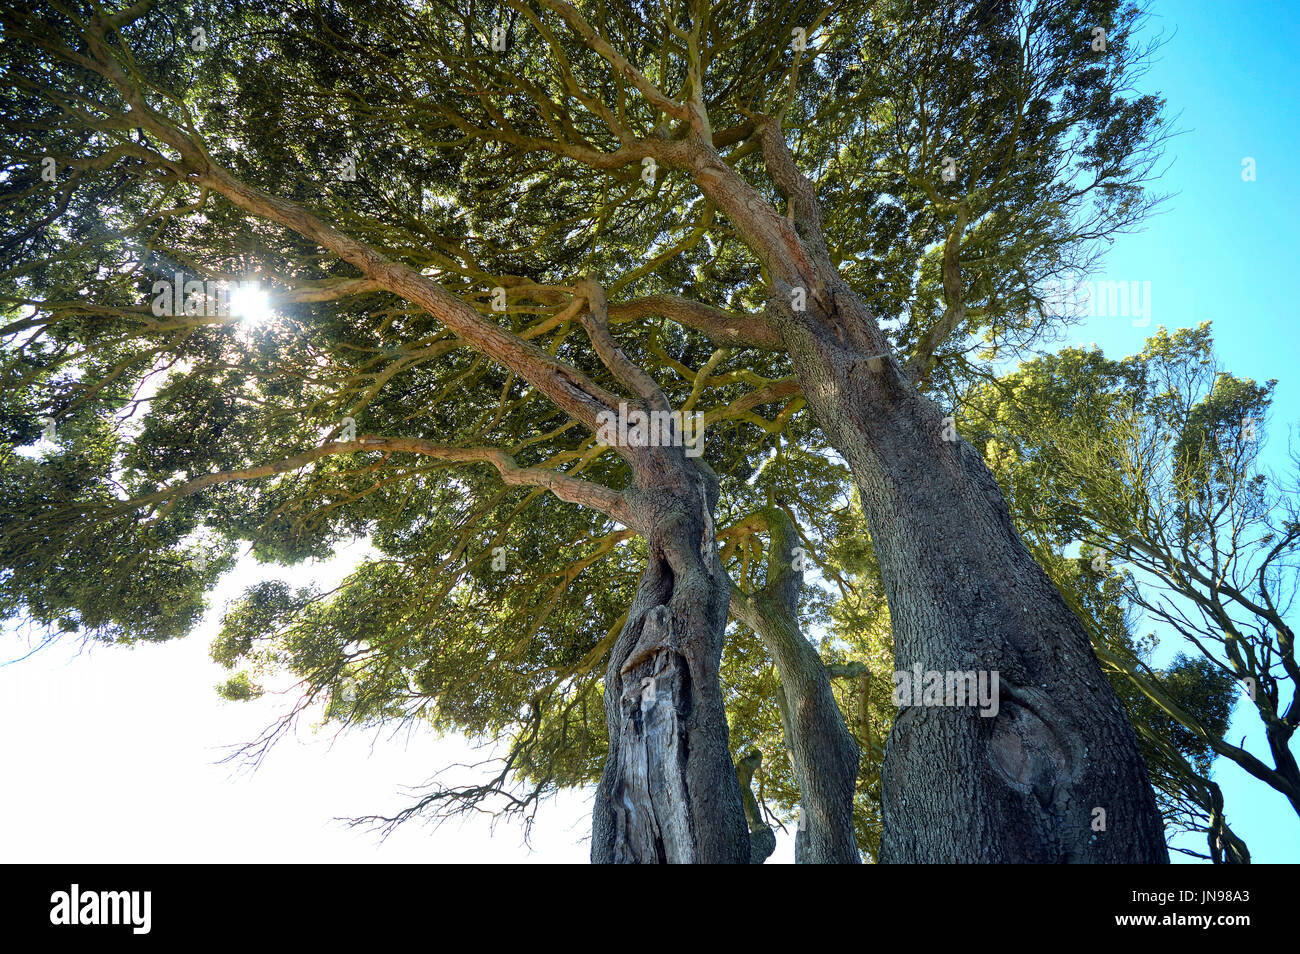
229, 284, 272, 326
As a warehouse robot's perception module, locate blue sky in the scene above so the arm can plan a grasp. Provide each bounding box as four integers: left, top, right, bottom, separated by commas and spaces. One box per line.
1066, 1, 1300, 862
2, 2, 1297, 864
1075, 0, 1299, 385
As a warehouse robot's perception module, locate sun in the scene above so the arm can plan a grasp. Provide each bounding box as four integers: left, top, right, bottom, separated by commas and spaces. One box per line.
229, 284, 272, 326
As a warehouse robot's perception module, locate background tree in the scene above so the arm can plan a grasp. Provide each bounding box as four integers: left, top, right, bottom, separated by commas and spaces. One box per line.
964, 324, 1295, 856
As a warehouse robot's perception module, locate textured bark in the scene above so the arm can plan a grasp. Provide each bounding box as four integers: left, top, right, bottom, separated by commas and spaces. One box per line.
590, 458, 750, 864
731, 508, 861, 864
775, 290, 1168, 862
672, 127, 1169, 862
736, 750, 777, 863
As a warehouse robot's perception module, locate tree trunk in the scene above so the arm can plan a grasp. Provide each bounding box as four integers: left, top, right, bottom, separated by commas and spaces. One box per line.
1206, 781, 1250, 864
590, 459, 750, 863
730, 508, 861, 863
778, 303, 1168, 861
759, 603, 861, 864
679, 129, 1169, 861
736, 750, 778, 863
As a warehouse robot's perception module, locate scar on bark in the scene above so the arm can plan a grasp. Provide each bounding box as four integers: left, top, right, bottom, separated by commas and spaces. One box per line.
988, 683, 1081, 812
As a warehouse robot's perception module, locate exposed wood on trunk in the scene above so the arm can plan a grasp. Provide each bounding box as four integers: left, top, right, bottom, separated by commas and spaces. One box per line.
591, 459, 750, 864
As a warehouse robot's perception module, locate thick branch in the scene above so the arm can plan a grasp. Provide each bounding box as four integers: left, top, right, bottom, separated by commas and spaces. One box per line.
574, 276, 669, 411
608, 295, 782, 350
905, 203, 971, 381
100, 436, 633, 529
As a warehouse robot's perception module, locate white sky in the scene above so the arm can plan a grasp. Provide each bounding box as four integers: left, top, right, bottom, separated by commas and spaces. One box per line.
0, 544, 797, 863
0, 547, 599, 863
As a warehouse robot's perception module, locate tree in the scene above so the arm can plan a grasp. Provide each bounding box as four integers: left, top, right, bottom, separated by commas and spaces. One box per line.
1, 0, 1173, 861
728, 504, 862, 862
804, 479, 1247, 862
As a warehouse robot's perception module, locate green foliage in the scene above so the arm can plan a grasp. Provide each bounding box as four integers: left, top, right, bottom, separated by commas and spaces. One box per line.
0, 0, 1179, 843
963, 323, 1296, 843
217, 670, 263, 701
